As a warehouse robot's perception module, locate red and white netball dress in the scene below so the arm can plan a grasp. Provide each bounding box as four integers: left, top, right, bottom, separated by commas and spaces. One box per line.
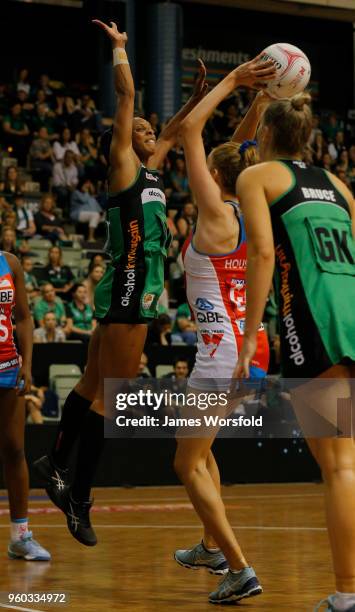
0, 252, 20, 388
182, 202, 269, 389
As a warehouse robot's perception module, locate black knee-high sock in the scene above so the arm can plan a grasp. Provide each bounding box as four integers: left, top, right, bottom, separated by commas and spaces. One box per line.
51, 390, 91, 470
71, 410, 106, 503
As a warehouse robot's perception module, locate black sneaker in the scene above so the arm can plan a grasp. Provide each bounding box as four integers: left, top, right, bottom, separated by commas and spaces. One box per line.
33, 455, 69, 512
66, 495, 97, 547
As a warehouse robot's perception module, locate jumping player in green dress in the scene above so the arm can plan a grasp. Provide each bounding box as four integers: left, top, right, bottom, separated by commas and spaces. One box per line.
34, 20, 207, 546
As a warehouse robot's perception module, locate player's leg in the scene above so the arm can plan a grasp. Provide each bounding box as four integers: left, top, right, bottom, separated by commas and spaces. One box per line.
203, 450, 221, 549
0, 388, 50, 561
66, 322, 147, 546
297, 364, 355, 611
33, 326, 101, 500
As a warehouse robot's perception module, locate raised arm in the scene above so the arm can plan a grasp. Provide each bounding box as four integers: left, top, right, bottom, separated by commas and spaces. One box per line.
147, 60, 208, 170
180, 56, 276, 218
231, 91, 272, 143
93, 20, 139, 189
234, 166, 275, 377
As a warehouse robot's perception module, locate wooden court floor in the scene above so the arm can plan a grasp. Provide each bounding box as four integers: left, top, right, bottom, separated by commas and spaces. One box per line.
0, 483, 332, 611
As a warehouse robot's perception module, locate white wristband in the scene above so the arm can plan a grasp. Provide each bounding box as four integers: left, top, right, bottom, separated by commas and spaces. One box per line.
113, 48, 129, 66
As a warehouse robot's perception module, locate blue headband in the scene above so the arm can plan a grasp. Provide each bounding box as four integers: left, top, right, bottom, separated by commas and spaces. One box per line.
239, 140, 257, 156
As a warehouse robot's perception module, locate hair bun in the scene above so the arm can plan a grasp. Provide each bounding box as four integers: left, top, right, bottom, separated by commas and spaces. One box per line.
291, 92, 312, 111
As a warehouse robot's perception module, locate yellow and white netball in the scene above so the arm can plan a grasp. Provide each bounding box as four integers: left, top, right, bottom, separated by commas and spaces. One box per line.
260, 43, 311, 99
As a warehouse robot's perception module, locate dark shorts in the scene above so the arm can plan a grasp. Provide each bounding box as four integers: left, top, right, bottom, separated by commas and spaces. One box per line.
94, 253, 165, 325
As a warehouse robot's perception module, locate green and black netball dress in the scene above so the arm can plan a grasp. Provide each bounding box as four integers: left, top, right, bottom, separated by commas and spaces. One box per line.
95, 165, 171, 324
270, 160, 355, 378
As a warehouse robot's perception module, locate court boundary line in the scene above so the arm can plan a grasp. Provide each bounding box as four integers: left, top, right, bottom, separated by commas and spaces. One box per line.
0, 524, 327, 531
0, 493, 323, 504
0, 604, 45, 612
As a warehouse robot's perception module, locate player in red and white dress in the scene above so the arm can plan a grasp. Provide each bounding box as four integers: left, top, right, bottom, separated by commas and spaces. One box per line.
182, 210, 268, 386
173, 57, 275, 604
0, 251, 50, 561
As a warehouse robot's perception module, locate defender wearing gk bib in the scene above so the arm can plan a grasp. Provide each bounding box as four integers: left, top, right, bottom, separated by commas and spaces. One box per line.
0, 251, 50, 561
236, 93, 355, 612
34, 19, 208, 547
171, 55, 276, 605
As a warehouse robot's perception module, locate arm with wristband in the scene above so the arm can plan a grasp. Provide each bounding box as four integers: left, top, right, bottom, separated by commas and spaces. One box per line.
92, 20, 140, 191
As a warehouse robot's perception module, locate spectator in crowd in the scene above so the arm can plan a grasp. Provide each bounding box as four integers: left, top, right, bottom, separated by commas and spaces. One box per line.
64, 283, 95, 343
2, 103, 30, 165
38, 74, 53, 98
33, 311, 66, 343
309, 114, 322, 147
33, 282, 66, 326
321, 152, 333, 172
0, 165, 24, 201
0, 82, 9, 120
70, 178, 102, 242
137, 352, 151, 378
53, 93, 74, 130
176, 202, 197, 241
15, 89, 34, 120
322, 112, 342, 141
171, 302, 197, 345
34, 193, 67, 242
0, 197, 11, 217
22, 255, 40, 300
29, 126, 53, 191
328, 130, 345, 161
52, 150, 79, 211
2, 209, 18, 231
90, 253, 106, 270
71, 94, 102, 133
169, 157, 190, 205
14, 194, 36, 238
163, 358, 190, 379
312, 132, 326, 166
82, 263, 105, 309
31, 103, 58, 141
0, 226, 19, 255
77, 128, 98, 181
16, 68, 31, 95
146, 313, 172, 346
25, 385, 45, 424
43, 245, 75, 298
53, 127, 81, 162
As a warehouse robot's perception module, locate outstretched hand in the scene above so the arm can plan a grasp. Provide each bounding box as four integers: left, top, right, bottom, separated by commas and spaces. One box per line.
234, 53, 277, 89
233, 335, 257, 379
92, 19, 128, 47
192, 59, 208, 100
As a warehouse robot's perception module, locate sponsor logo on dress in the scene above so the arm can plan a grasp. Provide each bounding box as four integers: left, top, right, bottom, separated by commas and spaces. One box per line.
141, 188, 166, 205
224, 258, 247, 269
145, 172, 159, 182
275, 244, 305, 366
142, 293, 155, 310
0, 289, 14, 304
195, 297, 214, 311
200, 331, 224, 358
121, 220, 141, 308
0, 279, 12, 289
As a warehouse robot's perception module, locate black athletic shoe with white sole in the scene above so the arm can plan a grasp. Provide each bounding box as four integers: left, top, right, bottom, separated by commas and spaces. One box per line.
66, 495, 97, 547
33, 455, 70, 513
